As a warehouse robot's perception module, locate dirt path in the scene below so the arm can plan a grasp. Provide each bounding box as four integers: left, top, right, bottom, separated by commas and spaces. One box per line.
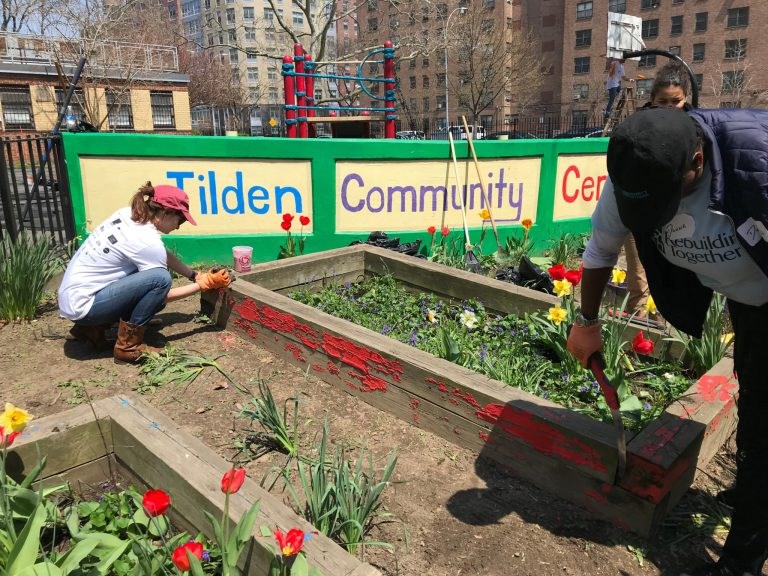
0, 290, 748, 576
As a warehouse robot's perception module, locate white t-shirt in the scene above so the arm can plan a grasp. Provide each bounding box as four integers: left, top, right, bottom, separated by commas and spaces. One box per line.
58, 207, 168, 320
606, 62, 624, 90
583, 168, 768, 306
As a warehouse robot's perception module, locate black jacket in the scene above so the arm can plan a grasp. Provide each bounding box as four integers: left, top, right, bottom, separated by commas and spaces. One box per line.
631, 108, 768, 336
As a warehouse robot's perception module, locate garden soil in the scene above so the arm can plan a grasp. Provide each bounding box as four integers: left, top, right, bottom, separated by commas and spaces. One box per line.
0, 286, 754, 576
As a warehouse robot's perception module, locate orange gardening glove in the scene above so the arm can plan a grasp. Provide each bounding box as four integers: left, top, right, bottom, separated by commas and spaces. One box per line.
195, 268, 231, 291
566, 323, 603, 368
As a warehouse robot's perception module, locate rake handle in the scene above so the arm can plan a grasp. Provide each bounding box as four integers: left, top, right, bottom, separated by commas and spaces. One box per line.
461, 116, 503, 251
448, 131, 473, 250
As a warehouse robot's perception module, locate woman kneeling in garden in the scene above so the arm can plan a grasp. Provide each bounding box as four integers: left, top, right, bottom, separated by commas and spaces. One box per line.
58, 182, 231, 363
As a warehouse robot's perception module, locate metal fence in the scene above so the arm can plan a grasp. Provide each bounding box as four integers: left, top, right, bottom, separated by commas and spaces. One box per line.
0, 134, 76, 254
393, 113, 606, 140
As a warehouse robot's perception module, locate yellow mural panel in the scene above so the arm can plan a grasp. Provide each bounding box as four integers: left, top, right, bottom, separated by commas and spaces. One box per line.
79, 157, 313, 235
335, 158, 541, 233
553, 154, 608, 221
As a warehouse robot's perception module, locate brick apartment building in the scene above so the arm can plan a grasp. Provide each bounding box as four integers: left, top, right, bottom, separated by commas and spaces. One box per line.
562, 1, 768, 127
0, 33, 192, 134
356, 0, 766, 135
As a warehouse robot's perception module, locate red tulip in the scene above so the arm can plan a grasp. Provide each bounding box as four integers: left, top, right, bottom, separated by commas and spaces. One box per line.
548, 264, 566, 281
299, 215, 310, 226
632, 331, 655, 355
171, 541, 204, 571
564, 268, 582, 286
441, 226, 450, 237
0, 426, 20, 447
274, 528, 306, 556
282, 213, 294, 223
142, 489, 170, 517
281, 220, 292, 231
427, 225, 436, 235
221, 468, 246, 494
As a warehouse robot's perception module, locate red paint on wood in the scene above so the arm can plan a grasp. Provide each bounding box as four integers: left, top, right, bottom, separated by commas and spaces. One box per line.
284, 342, 306, 362
409, 399, 420, 410
479, 432, 491, 442
585, 488, 608, 503
476, 403, 607, 473
327, 362, 340, 375
234, 318, 260, 340
697, 374, 737, 403
619, 453, 692, 503
438, 383, 449, 393
453, 388, 481, 408
705, 395, 736, 437
311, 364, 324, 373
636, 421, 683, 461
412, 413, 420, 424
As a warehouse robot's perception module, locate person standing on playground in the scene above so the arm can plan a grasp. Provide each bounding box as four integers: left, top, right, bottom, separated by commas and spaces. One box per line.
59, 182, 232, 363
567, 106, 768, 576
619, 62, 693, 322
604, 57, 631, 121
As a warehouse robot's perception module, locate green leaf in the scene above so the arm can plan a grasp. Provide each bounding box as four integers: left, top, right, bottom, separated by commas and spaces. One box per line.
6, 503, 47, 575
291, 552, 309, 576
259, 524, 273, 537
15, 563, 64, 576
203, 510, 224, 547
233, 501, 261, 547
18, 456, 47, 490
57, 538, 99, 573
147, 515, 169, 537
187, 552, 206, 576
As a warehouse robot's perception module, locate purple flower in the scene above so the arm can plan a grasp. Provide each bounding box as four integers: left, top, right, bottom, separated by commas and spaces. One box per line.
381, 324, 392, 335
479, 344, 487, 361
643, 402, 651, 411
202, 550, 211, 562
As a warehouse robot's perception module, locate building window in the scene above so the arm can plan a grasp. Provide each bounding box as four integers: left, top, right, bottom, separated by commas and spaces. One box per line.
409, 76, 416, 89
422, 75, 429, 88
293, 10, 303, 25
725, 38, 747, 59
368, 17, 378, 31
695, 74, 703, 91
636, 78, 653, 97
422, 57, 429, 67
267, 66, 278, 80
437, 73, 446, 88
106, 90, 133, 130
574, 56, 590, 74
423, 97, 429, 112
720, 101, 740, 109
150, 91, 175, 129
245, 27, 256, 40
575, 29, 592, 47
695, 12, 707, 32
247, 68, 259, 82
672, 0, 683, 3
670, 15, 682, 35
572, 110, 588, 129
409, 59, 416, 69
608, 0, 626, 13
572, 83, 589, 100
1, 86, 34, 129
576, 2, 592, 20
642, 19, 659, 38
726, 7, 749, 28
55, 88, 85, 122
692, 43, 705, 62
243, 6, 254, 20
638, 54, 656, 67
229, 48, 238, 63
641, 0, 659, 8
268, 87, 279, 101
722, 71, 744, 93
226, 7, 235, 23
367, 0, 377, 9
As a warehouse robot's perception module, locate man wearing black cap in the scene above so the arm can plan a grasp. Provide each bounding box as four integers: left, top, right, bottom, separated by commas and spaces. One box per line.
567, 106, 768, 576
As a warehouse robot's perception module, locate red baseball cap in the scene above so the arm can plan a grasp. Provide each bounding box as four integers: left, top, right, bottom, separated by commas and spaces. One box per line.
152, 185, 197, 225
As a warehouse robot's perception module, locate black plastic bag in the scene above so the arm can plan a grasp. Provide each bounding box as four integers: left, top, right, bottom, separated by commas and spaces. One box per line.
518, 255, 554, 294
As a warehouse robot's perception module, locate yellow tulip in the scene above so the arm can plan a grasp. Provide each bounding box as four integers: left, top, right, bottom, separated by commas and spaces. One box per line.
644, 296, 657, 315
479, 209, 491, 220
0, 403, 32, 433
553, 279, 573, 298
611, 268, 626, 285
547, 305, 568, 325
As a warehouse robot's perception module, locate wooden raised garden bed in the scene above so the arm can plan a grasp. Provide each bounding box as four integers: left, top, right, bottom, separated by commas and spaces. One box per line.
8, 395, 381, 576
209, 244, 737, 536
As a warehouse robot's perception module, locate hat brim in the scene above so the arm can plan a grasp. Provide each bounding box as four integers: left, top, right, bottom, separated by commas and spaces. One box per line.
180, 209, 197, 226
614, 182, 682, 232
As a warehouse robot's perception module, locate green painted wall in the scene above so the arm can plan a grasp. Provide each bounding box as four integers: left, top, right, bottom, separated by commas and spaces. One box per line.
62, 133, 608, 266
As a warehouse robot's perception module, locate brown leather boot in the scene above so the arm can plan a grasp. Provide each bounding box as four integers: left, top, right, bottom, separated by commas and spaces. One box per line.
68, 323, 113, 351
113, 320, 164, 364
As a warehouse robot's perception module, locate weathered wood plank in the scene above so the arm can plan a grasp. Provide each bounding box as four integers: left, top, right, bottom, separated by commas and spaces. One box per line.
7, 399, 114, 482
108, 394, 380, 576
237, 244, 365, 292
225, 285, 620, 485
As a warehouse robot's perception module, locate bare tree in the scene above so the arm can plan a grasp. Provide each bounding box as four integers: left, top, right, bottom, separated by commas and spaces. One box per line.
451, 6, 544, 127
32, 0, 180, 129
706, 41, 764, 109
